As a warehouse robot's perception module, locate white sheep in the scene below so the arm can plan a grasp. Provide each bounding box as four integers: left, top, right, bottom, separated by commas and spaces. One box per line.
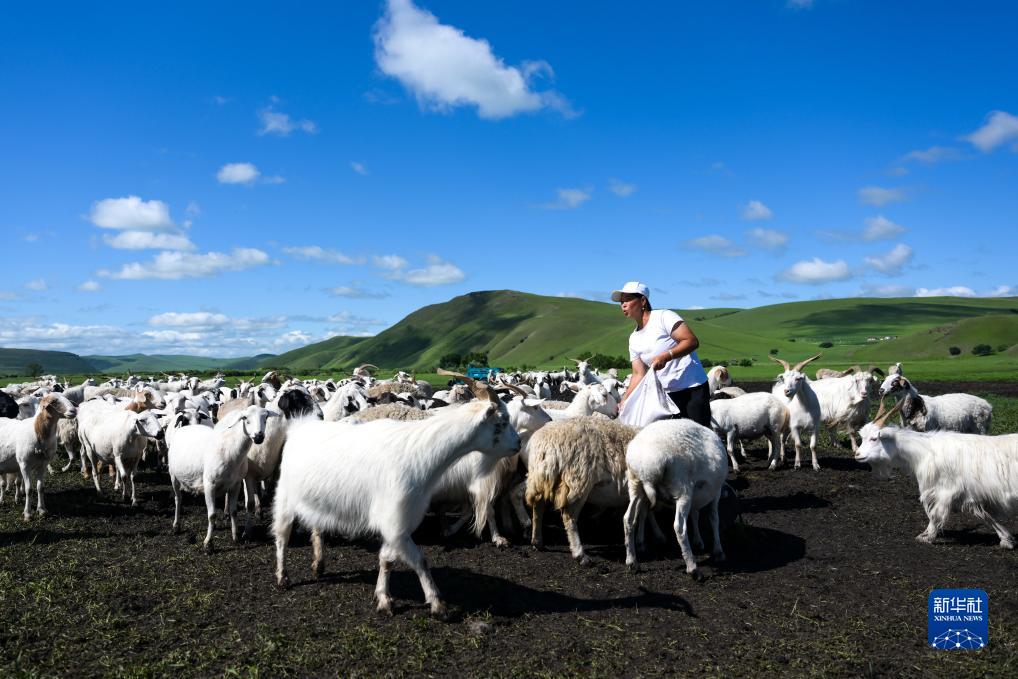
0, 394, 77, 519
810, 371, 874, 453
271, 385, 521, 618
856, 399, 1018, 548
76, 400, 165, 505
770, 354, 824, 470
706, 365, 734, 395
545, 383, 618, 421
709, 392, 788, 471
525, 417, 642, 565
623, 418, 728, 578
877, 375, 992, 435
168, 405, 276, 551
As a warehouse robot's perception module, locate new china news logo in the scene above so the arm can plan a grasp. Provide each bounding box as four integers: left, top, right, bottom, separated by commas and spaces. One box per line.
928, 589, 988, 650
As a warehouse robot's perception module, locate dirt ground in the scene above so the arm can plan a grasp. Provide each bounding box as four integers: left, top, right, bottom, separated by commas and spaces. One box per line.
2, 382, 1016, 677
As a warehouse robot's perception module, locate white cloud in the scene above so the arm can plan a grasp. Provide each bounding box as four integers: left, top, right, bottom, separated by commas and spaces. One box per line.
77, 280, 101, 293
217, 163, 261, 185
272, 330, 313, 347
89, 196, 176, 231
99, 248, 270, 280
373, 254, 409, 271
862, 215, 906, 240
741, 200, 773, 221
386, 255, 465, 286
351, 161, 369, 176
283, 246, 363, 265
24, 278, 49, 291
103, 231, 196, 251
787, 0, 814, 8
0, 290, 18, 301
23, 233, 40, 242
257, 106, 318, 136
185, 201, 201, 217
373, 0, 572, 120
327, 284, 390, 299
263, 175, 286, 185
858, 186, 906, 206
213, 96, 231, 106
964, 110, 1018, 152
901, 145, 961, 164
608, 179, 636, 197
685, 235, 746, 257
149, 311, 231, 327
986, 285, 1016, 297
914, 286, 977, 298
778, 258, 853, 284
540, 187, 592, 209
327, 311, 388, 335
864, 243, 913, 275
747, 227, 788, 251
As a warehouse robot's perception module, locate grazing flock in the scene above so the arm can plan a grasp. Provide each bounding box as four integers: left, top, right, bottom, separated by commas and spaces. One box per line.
0, 356, 1011, 617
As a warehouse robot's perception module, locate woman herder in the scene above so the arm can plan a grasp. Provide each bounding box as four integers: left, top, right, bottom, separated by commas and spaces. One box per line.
612, 281, 711, 427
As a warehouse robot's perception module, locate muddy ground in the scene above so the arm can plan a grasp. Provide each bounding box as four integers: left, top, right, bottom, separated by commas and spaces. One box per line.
2, 382, 1016, 677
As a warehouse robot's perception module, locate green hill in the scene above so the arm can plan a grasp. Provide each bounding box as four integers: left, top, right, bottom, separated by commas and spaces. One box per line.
83, 353, 274, 373
0, 348, 96, 375
265, 291, 1018, 377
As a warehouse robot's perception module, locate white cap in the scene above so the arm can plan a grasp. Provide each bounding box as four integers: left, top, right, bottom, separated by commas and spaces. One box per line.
610, 281, 650, 302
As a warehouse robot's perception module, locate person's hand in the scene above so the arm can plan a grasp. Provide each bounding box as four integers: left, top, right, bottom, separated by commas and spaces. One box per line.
651, 353, 670, 371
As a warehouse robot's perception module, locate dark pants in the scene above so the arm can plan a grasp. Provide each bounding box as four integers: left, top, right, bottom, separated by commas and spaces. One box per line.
667, 382, 712, 428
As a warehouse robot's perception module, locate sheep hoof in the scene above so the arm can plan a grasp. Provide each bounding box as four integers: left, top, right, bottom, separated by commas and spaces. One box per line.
627, 562, 641, 574
492, 537, 510, 549
576, 555, 592, 568
311, 563, 323, 580
1000, 540, 1014, 550
768, 462, 778, 471
430, 601, 449, 621
22, 513, 31, 522
131, 499, 139, 507
812, 465, 822, 472
915, 533, 934, 544
276, 573, 290, 590
689, 568, 705, 583
172, 524, 182, 535
376, 599, 393, 616
712, 551, 726, 564
37, 509, 47, 518
202, 542, 215, 555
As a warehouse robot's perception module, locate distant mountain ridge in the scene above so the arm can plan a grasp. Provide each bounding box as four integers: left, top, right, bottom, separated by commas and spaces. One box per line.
3, 290, 1017, 376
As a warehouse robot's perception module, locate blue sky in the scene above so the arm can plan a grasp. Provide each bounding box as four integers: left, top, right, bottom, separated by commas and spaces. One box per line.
2, 0, 1017, 357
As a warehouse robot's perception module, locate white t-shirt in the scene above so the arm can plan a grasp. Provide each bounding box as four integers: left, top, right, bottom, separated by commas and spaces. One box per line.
628, 309, 708, 392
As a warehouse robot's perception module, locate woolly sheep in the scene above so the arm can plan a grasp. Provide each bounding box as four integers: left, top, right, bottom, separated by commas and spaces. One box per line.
168, 405, 277, 551
877, 375, 992, 435
623, 418, 728, 578
77, 400, 165, 505
709, 392, 788, 471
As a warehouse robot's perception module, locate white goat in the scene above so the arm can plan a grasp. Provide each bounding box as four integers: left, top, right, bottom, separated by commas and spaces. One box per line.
706, 365, 734, 395
271, 386, 520, 618
77, 401, 165, 505
624, 418, 728, 578
856, 400, 1018, 548
770, 354, 824, 470
709, 392, 788, 472
545, 383, 617, 421
168, 405, 276, 551
0, 394, 77, 519
877, 375, 992, 435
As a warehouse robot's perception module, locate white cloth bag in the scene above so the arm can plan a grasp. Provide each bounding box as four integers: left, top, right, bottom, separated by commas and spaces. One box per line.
618, 367, 680, 427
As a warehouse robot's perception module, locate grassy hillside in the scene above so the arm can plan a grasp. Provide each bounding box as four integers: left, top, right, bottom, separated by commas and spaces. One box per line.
265, 291, 1018, 379
83, 354, 274, 373
0, 348, 95, 375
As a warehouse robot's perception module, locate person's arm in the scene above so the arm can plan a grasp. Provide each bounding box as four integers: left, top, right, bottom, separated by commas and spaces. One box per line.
619, 358, 647, 407
650, 321, 700, 371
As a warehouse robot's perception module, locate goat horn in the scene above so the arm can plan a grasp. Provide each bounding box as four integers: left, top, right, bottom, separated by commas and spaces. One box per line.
870, 365, 885, 377
437, 368, 494, 402
874, 398, 904, 428
792, 354, 823, 372
497, 382, 529, 399
768, 355, 791, 371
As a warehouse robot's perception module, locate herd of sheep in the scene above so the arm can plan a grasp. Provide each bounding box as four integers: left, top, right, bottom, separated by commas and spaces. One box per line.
0, 356, 1013, 618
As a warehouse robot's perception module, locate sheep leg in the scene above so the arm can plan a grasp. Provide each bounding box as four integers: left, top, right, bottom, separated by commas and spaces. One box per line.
511, 481, 531, 530
530, 501, 545, 549
917, 494, 948, 544
60, 446, 76, 473
170, 477, 183, 534
708, 498, 725, 562
392, 536, 447, 620
374, 544, 395, 615
985, 512, 1015, 550
241, 477, 257, 540
202, 485, 217, 553
809, 430, 820, 471
623, 481, 646, 571
272, 506, 294, 588
443, 507, 471, 538
88, 452, 103, 495
21, 469, 33, 521
34, 471, 47, 518
227, 483, 241, 543
561, 498, 590, 566
688, 507, 704, 552
726, 430, 740, 473
672, 492, 701, 580
311, 528, 325, 578
767, 431, 782, 470
791, 429, 803, 470
114, 457, 128, 501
